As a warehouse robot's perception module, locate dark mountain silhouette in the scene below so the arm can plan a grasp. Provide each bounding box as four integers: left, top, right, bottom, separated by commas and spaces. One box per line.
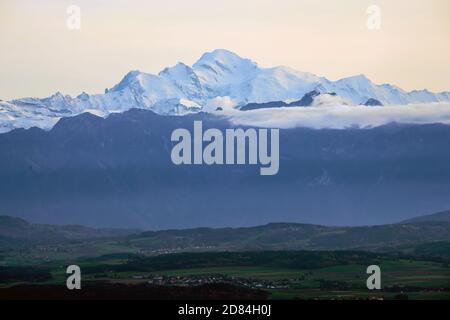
239, 90, 338, 110
1, 109, 450, 229
363, 98, 383, 106
239, 100, 288, 110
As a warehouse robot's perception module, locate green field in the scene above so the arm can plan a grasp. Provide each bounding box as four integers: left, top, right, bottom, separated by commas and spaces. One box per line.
1, 215, 450, 300
147, 259, 450, 300
2, 251, 448, 300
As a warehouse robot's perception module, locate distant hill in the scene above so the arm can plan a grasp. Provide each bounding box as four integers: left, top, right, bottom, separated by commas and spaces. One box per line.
401, 211, 450, 224
2, 213, 450, 254
0, 216, 139, 248
129, 221, 450, 252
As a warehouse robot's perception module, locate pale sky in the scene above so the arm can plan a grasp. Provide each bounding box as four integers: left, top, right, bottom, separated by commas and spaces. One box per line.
1, 0, 449, 100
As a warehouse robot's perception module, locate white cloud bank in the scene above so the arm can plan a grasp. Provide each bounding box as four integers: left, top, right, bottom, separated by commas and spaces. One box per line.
2, 101, 450, 134
218, 103, 450, 129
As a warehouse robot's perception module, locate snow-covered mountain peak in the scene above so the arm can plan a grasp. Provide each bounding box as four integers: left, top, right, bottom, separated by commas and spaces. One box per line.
50, 91, 65, 98
336, 74, 372, 87
1, 49, 450, 133
343, 74, 369, 80
193, 49, 258, 89
271, 66, 323, 83
194, 49, 257, 70
159, 62, 192, 76
159, 62, 204, 102
110, 70, 143, 92
76, 92, 90, 101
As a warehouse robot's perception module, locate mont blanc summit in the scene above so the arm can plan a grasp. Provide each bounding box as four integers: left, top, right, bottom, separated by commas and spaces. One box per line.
1, 49, 450, 133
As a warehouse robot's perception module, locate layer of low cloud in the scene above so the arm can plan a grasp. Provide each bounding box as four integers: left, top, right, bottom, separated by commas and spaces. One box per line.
219, 103, 450, 129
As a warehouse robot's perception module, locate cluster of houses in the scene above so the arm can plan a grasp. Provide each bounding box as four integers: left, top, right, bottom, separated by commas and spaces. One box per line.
129, 273, 292, 289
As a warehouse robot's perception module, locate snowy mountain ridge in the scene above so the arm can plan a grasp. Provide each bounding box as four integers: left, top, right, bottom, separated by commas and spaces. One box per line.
1, 49, 450, 133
